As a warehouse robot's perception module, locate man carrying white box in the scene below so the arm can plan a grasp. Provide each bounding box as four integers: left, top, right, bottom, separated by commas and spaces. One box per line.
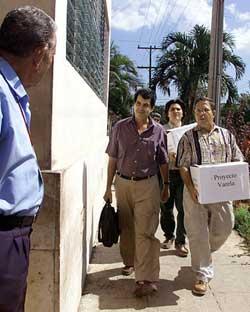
176, 97, 245, 296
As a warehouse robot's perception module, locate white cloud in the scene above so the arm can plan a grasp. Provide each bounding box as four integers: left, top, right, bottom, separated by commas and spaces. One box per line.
226, 3, 236, 15
225, 3, 250, 22
112, 0, 212, 32
231, 25, 250, 51
225, 2, 250, 51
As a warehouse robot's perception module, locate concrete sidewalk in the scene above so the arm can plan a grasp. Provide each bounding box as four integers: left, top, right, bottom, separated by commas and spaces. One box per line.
79, 228, 250, 312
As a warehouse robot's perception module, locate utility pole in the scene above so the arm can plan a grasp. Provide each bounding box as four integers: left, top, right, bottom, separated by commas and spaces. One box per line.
208, 0, 224, 125
137, 45, 161, 89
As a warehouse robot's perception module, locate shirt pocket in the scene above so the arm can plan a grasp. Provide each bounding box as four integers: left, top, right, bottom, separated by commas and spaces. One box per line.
142, 138, 156, 162
210, 141, 230, 163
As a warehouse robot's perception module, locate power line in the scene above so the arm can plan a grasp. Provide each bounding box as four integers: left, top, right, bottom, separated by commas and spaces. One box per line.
138, 0, 152, 44
153, 0, 177, 45
144, 0, 166, 46
112, 3, 132, 18
167, 0, 192, 35
179, 1, 208, 34
140, 1, 172, 62
152, 0, 172, 44
135, 0, 153, 62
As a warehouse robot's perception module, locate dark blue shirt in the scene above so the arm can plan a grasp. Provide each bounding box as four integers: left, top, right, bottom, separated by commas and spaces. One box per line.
0, 57, 44, 216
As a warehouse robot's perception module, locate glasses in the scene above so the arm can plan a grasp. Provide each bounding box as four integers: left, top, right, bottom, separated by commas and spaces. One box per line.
195, 108, 212, 114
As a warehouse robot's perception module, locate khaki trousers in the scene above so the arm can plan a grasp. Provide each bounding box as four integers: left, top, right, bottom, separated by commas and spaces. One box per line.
183, 186, 234, 282
115, 175, 160, 282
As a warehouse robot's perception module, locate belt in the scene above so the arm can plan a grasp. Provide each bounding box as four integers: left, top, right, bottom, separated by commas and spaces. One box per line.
117, 172, 154, 181
0, 215, 34, 231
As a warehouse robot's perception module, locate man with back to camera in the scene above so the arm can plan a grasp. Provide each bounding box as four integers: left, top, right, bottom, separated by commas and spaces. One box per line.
0, 6, 56, 311
103, 88, 169, 297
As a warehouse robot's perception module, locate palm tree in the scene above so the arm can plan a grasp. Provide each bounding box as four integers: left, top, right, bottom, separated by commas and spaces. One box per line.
109, 42, 140, 118
152, 25, 246, 121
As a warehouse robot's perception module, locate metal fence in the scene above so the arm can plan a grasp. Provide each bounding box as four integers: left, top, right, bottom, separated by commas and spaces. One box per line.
66, 0, 106, 102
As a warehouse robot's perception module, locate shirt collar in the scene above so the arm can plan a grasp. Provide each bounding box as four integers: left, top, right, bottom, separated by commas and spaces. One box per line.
131, 115, 154, 131
168, 121, 182, 129
194, 123, 219, 133
0, 57, 29, 103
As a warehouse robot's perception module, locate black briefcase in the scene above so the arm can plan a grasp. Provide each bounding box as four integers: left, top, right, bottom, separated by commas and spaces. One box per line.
98, 201, 119, 247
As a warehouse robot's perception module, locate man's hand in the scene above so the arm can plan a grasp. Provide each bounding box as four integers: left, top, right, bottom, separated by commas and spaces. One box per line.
169, 152, 176, 162
188, 185, 199, 204
160, 184, 169, 203
103, 188, 112, 203
180, 167, 199, 204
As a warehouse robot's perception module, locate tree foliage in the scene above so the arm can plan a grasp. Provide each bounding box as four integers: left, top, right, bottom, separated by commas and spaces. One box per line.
152, 25, 246, 122
223, 101, 250, 163
108, 42, 140, 118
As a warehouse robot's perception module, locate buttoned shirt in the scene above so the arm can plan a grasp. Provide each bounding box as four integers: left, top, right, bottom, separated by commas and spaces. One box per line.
0, 57, 44, 216
163, 121, 181, 170
176, 125, 244, 169
163, 121, 178, 131
106, 116, 168, 177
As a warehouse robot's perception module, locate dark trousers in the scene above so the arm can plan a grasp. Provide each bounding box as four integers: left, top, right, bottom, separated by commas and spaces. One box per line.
160, 170, 186, 244
0, 226, 31, 312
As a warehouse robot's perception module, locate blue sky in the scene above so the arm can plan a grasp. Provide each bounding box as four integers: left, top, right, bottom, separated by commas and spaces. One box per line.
111, 0, 250, 106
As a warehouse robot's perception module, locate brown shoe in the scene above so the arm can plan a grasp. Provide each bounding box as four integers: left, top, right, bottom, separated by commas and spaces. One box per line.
175, 244, 189, 257
134, 281, 158, 297
192, 280, 208, 296
121, 266, 134, 276
161, 237, 174, 249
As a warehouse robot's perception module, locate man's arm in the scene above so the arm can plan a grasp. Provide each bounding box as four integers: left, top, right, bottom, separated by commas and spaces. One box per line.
103, 157, 117, 203
229, 132, 244, 161
179, 167, 198, 203
159, 163, 169, 203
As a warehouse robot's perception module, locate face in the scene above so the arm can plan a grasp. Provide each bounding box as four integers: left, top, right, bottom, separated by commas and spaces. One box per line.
134, 95, 153, 120
29, 32, 57, 87
194, 100, 215, 129
167, 103, 183, 124
153, 116, 161, 123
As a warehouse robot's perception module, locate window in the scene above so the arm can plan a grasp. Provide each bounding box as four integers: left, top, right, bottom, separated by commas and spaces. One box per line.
67, 0, 108, 102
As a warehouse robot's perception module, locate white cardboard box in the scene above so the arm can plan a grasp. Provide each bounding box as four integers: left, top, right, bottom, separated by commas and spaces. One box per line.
190, 162, 250, 204
167, 123, 197, 153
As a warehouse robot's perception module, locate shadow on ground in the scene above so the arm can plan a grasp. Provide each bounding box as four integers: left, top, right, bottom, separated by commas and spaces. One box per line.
91, 244, 180, 265
83, 266, 193, 310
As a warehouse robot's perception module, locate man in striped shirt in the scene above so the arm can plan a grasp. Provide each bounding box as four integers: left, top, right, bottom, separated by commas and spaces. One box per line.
176, 97, 243, 296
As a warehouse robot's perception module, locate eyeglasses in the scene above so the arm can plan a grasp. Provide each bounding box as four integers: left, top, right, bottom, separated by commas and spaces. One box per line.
195, 108, 212, 114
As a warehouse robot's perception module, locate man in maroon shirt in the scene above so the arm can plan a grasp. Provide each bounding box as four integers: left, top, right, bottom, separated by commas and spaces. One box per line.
104, 88, 169, 297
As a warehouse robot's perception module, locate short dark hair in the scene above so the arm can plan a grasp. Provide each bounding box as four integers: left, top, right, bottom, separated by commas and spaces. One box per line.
165, 98, 185, 116
151, 112, 161, 119
0, 6, 56, 57
134, 88, 156, 108
194, 97, 216, 111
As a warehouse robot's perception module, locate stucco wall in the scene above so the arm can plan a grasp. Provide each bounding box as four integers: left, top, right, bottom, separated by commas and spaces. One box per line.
25, 171, 61, 312
0, 1, 110, 311
0, 0, 55, 169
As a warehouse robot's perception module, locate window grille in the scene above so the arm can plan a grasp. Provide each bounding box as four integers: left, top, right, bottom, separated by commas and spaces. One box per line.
66, 0, 107, 102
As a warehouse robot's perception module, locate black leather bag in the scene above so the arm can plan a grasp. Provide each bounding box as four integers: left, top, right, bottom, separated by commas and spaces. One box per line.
98, 201, 119, 247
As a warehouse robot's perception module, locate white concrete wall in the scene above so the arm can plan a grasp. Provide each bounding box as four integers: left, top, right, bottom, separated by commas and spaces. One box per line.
53, 0, 109, 265
52, 0, 110, 310
53, 0, 108, 170
1, 1, 111, 311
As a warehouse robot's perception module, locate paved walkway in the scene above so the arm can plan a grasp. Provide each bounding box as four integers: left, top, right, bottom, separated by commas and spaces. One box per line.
79, 226, 250, 312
